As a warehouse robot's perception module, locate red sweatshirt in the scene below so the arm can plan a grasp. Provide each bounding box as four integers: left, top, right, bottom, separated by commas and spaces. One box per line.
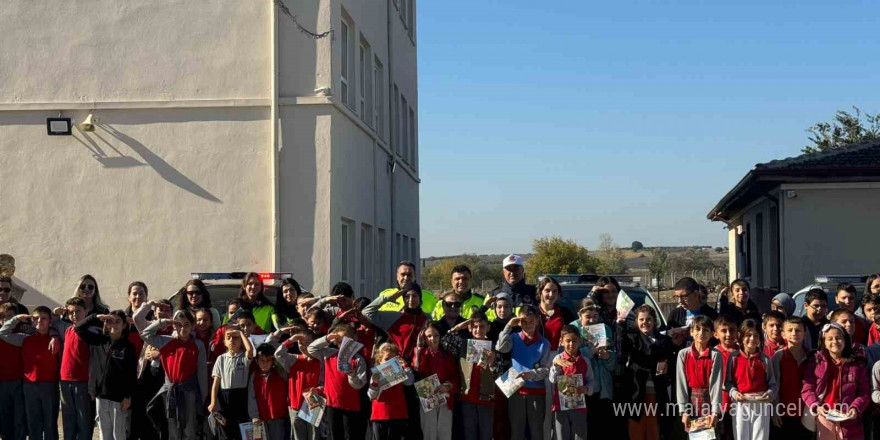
252, 369, 288, 421
717, 346, 736, 412
0, 338, 22, 381
159, 338, 200, 383
287, 353, 321, 410
776, 349, 806, 414
336, 312, 377, 362
729, 351, 769, 394
61, 326, 90, 382
415, 346, 459, 410
539, 305, 567, 351
387, 313, 428, 360
324, 356, 361, 411
370, 383, 408, 421
22, 333, 60, 382
551, 351, 589, 413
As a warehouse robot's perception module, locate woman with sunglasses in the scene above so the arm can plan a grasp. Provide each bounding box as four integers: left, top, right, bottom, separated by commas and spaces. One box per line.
74, 274, 109, 316
436, 291, 466, 336
176, 279, 221, 332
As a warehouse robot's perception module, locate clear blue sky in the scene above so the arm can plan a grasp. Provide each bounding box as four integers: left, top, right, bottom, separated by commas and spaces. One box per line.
417, 0, 880, 257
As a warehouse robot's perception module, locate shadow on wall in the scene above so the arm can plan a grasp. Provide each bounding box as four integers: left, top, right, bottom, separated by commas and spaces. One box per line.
13, 277, 62, 310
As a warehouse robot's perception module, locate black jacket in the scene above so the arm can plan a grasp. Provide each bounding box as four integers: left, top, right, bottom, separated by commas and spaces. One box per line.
665, 303, 718, 330
618, 324, 676, 419
491, 279, 537, 307
75, 315, 138, 402
718, 296, 761, 326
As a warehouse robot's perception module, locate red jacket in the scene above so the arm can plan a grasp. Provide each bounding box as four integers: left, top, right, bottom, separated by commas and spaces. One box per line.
60, 326, 90, 382
250, 369, 288, 421
725, 351, 772, 395
0, 338, 23, 381
22, 333, 60, 382
287, 354, 321, 410
370, 383, 408, 421
415, 346, 459, 410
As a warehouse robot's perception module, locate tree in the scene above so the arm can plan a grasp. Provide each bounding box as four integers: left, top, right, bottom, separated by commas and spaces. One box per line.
648, 248, 670, 283
631, 241, 644, 251
423, 254, 502, 293
596, 233, 627, 274
528, 236, 598, 282
803, 107, 880, 154
714, 247, 724, 253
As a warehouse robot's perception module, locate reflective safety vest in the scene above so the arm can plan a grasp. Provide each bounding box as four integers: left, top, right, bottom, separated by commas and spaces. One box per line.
377, 287, 437, 314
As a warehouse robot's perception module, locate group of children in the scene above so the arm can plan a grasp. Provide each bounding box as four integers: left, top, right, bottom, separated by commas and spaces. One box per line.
4, 270, 880, 440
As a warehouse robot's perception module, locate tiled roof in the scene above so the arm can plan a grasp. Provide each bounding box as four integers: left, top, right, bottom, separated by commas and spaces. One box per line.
756, 139, 880, 171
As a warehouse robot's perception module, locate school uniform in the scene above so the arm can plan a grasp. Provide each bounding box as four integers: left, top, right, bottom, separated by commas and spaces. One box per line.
368, 366, 414, 440
725, 351, 777, 440
212, 351, 252, 440
548, 351, 593, 440
675, 345, 723, 431
716, 346, 737, 440
140, 317, 208, 440
0, 322, 26, 440
248, 368, 290, 440
307, 335, 369, 440
56, 320, 94, 440
440, 330, 495, 440
0, 318, 61, 440
76, 315, 138, 440
769, 348, 810, 438
414, 346, 458, 440
495, 327, 551, 440
275, 341, 323, 440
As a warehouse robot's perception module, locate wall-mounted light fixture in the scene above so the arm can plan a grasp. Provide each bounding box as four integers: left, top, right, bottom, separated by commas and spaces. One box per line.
46, 117, 72, 136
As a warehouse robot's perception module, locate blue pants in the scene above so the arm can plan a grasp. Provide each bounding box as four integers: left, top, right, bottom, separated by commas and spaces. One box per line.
60, 380, 94, 440
0, 380, 26, 440
23, 381, 59, 440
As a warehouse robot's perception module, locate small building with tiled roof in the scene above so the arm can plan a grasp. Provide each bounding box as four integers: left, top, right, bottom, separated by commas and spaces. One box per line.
707, 140, 880, 292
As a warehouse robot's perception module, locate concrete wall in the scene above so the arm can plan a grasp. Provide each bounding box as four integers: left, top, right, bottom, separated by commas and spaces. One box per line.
779, 183, 880, 291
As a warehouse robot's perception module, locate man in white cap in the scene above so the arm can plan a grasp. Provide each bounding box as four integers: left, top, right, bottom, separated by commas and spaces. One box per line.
488, 255, 536, 308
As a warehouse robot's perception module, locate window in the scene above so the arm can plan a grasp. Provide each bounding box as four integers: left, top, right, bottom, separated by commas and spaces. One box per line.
407, 0, 414, 34
374, 58, 384, 137
408, 107, 416, 168
410, 237, 417, 266
392, 85, 400, 154
744, 223, 752, 278
340, 21, 349, 107
401, 96, 408, 162
360, 223, 373, 295
341, 221, 354, 281
402, 235, 410, 264
399, 0, 407, 26
359, 37, 372, 124
756, 213, 764, 285
395, 233, 402, 265
377, 228, 387, 289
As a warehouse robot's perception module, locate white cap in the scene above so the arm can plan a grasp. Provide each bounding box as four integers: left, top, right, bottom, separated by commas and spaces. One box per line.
502, 254, 524, 268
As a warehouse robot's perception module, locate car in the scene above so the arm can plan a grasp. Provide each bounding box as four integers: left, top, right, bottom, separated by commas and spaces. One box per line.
791, 275, 868, 317
539, 274, 668, 331
168, 272, 296, 317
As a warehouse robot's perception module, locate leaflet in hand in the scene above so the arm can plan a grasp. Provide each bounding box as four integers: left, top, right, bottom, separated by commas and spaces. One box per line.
584, 324, 608, 348
824, 410, 855, 423
616, 289, 635, 321
414, 374, 447, 412
371, 357, 409, 391
297, 393, 327, 428
741, 392, 768, 402
495, 367, 525, 398
239, 422, 263, 440
557, 373, 586, 411
466, 339, 493, 364
337, 336, 363, 374
688, 428, 716, 440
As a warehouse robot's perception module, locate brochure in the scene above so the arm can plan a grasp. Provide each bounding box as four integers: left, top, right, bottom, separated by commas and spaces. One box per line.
688, 428, 716, 440
371, 357, 409, 391
495, 367, 525, 398
557, 373, 586, 411
239, 422, 263, 440
688, 416, 713, 432
584, 323, 608, 348
297, 393, 327, 428
824, 410, 855, 423
466, 339, 493, 364
337, 336, 363, 373
616, 289, 635, 321
414, 374, 447, 412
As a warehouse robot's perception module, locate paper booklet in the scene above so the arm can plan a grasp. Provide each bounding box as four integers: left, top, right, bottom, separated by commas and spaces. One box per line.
495, 367, 526, 398
584, 323, 608, 348
414, 374, 448, 412
297, 393, 327, 428
466, 339, 493, 364
337, 336, 364, 373
616, 289, 635, 321
557, 373, 586, 411
371, 357, 409, 391
239, 422, 263, 440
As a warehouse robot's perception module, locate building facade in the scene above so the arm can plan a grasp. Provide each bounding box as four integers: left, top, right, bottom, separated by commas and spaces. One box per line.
707, 141, 880, 292
0, 0, 420, 307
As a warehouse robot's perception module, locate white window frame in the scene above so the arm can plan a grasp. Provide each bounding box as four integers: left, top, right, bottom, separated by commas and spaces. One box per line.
340, 21, 350, 107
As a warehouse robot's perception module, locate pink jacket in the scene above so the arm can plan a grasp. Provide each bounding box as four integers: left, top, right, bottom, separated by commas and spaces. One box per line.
801, 349, 870, 439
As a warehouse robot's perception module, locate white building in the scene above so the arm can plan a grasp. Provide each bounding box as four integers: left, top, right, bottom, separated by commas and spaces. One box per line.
0, 0, 421, 307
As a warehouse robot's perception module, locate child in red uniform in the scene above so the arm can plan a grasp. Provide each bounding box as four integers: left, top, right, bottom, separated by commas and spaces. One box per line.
675, 315, 723, 436
248, 343, 290, 440
368, 343, 415, 440
769, 316, 810, 437
414, 321, 458, 440
53, 297, 94, 440
713, 315, 739, 440
761, 311, 785, 358
0, 306, 61, 440
549, 325, 592, 440
725, 319, 776, 440
137, 303, 209, 440
0, 302, 26, 440
275, 328, 322, 440
307, 323, 368, 440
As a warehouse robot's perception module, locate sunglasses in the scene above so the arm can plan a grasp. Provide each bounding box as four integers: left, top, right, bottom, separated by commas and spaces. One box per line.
443, 302, 462, 308
0, 288, 11, 294
79, 284, 96, 292
186, 291, 202, 296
